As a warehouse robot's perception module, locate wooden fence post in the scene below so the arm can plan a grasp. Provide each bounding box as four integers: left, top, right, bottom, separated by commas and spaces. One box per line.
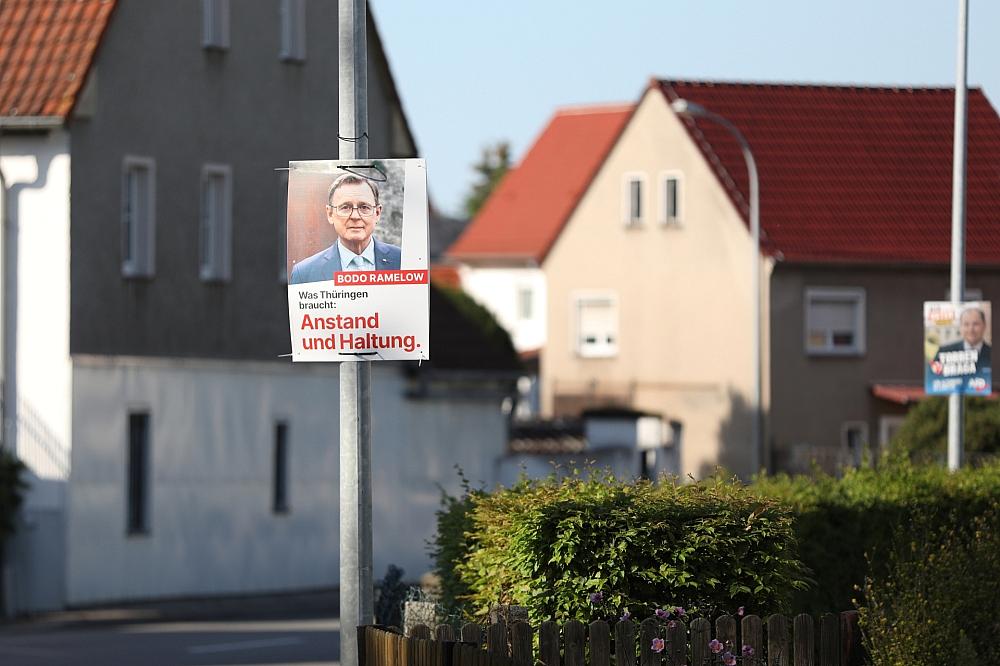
511, 621, 533, 666
639, 618, 662, 666
716, 615, 738, 657
666, 619, 686, 666
589, 620, 611, 666
742, 615, 763, 665
564, 619, 586, 666
818, 614, 840, 666
539, 620, 561, 666
461, 624, 483, 647
839, 611, 863, 666
615, 618, 637, 666
689, 618, 711, 666
793, 614, 814, 666
767, 614, 789, 666
487, 620, 508, 658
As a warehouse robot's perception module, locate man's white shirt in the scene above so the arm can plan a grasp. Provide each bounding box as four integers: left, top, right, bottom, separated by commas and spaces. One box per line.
337, 238, 375, 271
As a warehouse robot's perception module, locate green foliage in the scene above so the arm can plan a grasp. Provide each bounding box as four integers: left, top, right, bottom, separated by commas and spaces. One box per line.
438, 472, 807, 624
0, 449, 26, 544
752, 459, 1000, 614
463, 142, 511, 218
859, 504, 1000, 665
888, 396, 1000, 463
429, 472, 483, 612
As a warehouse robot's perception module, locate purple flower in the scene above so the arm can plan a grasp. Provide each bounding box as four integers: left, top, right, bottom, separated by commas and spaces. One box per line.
736, 606, 745, 617
709, 639, 723, 654
651, 638, 666, 653
589, 592, 603, 604
667, 620, 678, 629
655, 608, 669, 620
620, 610, 632, 621
674, 606, 686, 616
742, 645, 754, 658
723, 652, 737, 666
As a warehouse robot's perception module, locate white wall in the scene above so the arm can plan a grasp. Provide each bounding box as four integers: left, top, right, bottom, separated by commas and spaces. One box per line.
0, 131, 72, 479
459, 266, 547, 352
67, 356, 507, 605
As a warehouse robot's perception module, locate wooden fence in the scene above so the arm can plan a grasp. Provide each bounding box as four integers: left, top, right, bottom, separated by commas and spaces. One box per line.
361, 612, 863, 666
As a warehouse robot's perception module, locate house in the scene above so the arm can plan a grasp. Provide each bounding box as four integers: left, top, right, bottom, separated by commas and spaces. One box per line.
448, 78, 1000, 478
0, 0, 518, 614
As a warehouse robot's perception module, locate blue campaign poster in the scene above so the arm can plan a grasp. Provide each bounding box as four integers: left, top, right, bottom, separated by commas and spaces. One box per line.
924, 301, 992, 396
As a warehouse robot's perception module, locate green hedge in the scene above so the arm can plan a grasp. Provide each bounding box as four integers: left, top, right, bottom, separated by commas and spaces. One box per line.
433, 473, 807, 623
0, 449, 26, 545
752, 459, 1000, 614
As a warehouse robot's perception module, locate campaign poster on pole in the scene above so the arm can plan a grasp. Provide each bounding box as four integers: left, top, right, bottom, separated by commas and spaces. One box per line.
286, 159, 430, 362
924, 301, 992, 395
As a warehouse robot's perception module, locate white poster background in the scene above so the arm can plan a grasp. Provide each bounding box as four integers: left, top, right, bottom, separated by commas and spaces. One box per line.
286, 159, 430, 362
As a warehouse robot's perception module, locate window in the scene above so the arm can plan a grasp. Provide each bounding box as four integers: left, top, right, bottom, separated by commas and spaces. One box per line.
202, 0, 230, 49
517, 287, 533, 320
273, 421, 289, 514
622, 174, 646, 226
659, 172, 682, 225
805, 287, 866, 355
841, 421, 868, 468
280, 0, 306, 61
126, 412, 150, 535
278, 170, 289, 283
121, 156, 156, 278
200, 164, 233, 282
575, 293, 618, 358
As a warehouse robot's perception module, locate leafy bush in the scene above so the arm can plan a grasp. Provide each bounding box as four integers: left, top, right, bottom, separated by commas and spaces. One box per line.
0, 448, 26, 545
752, 459, 1000, 614
437, 472, 807, 623
860, 504, 1000, 665
429, 475, 482, 612
888, 395, 1000, 463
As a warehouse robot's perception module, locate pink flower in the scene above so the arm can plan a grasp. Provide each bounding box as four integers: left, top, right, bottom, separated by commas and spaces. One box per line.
655, 608, 669, 620
742, 645, 754, 657
620, 610, 632, 621
736, 606, 745, 617
674, 606, 686, 616
709, 639, 723, 654
723, 652, 737, 666
668, 620, 678, 629
651, 638, 666, 653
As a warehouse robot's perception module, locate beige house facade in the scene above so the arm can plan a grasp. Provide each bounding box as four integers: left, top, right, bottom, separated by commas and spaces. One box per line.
540, 86, 771, 478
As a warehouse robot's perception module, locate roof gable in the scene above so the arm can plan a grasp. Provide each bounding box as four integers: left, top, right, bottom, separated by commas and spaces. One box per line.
447, 104, 634, 264
658, 80, 1000, 265
0, 0, 116, 121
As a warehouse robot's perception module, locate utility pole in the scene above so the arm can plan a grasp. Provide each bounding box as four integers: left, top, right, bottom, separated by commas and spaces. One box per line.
948, 0, 969, 472
338, 2, 373, 666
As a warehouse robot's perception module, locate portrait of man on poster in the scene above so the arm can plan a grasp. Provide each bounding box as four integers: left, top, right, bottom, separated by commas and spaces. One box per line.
289, 172, 401, 284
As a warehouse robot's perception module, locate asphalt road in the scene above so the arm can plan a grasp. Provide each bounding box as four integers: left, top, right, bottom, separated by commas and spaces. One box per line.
0, 614, 340, 665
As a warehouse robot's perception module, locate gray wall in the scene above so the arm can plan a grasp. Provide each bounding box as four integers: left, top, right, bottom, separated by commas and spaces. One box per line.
69, 0, 416, 360
769, 263, 1000, 471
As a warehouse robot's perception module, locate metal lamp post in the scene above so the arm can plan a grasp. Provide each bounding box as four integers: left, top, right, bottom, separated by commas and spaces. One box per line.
670, 98, 762, 476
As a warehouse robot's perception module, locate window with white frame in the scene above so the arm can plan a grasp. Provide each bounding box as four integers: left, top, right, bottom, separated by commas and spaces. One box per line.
841, 421, 868, 468
200, 164, 233, 282
280, 0, 306, 61
517, 286, 533, 320
121, 156, 156, 278
622, 174, 646, 226
805, 287, 866, 355
202, 0, 230, 49
575, 293, 619, 358
278, 170, 289, 283
659, 172, 682, 225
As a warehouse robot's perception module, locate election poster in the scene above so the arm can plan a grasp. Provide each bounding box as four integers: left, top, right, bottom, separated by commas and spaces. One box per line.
286, 159, 429, 362
924, 301, 992, 395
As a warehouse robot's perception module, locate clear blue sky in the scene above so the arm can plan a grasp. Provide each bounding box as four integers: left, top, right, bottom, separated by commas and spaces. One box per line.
372, 0, 1000, 218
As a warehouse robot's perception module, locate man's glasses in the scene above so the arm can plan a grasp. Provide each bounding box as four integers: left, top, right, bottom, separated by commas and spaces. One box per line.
330, 203, 378, 218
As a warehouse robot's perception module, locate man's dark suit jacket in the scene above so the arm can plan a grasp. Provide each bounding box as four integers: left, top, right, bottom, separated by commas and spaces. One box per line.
936, 340, 992, 374
290, 239, 401, 284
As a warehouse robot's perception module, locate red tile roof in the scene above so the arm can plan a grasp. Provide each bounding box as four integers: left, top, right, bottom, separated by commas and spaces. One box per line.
447, 104, 634, 264
658, 80, 1000, 265
0, 0, 116, 119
